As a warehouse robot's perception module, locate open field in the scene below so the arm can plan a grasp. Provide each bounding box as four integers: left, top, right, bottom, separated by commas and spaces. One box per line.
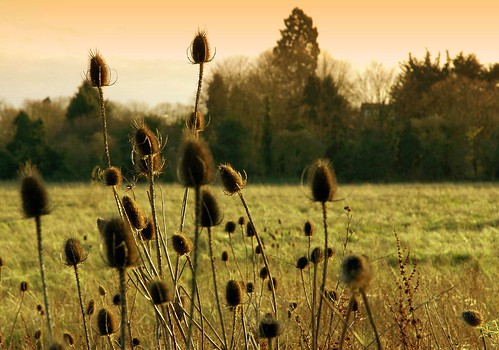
0, 181, 498, 348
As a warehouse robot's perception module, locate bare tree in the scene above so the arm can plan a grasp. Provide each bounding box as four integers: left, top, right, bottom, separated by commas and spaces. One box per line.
355, 61, 396, 105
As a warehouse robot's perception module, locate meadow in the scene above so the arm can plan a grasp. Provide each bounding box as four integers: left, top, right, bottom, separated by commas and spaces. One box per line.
0, 181, 497, 348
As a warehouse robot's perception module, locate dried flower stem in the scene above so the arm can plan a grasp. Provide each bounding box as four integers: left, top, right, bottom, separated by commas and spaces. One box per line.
314, 202, 329, 349
74, 265, 91, 350
36, 216, 53, 339
98, 86, 111, 168
119, 268, 128, 350
8, 290, 26, 347
360, 289, 382, 350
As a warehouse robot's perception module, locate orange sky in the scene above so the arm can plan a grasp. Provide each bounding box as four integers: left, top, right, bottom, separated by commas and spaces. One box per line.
1, 0, 498, 107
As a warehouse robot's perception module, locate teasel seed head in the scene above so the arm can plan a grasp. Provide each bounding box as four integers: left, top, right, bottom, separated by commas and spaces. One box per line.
255, 245, 263, 255
259, 266, 269, 280
200, 189, 223, 228
134, 153, 164, 177
178, 135, 214, 187
101, 217, 139, 269
246, 282, 254, 293
148, 280, 173, 305
225, 280, 243, 307
310, 247, 323, 264
63, 332, 75, 346
103, 166, 122, 187
63, 237, 86, 266
219, 163, 246, 195
309, 159, 337, 203
122, 195, 146, 230
296, 256, 309, 270
238, 216, 247, 226
259, 313, 282, 339
246, 222, 256, 237
304, 221, 315, 236
326, 289, 338, 302
340, 254, 372, 290
132, 120, 160, 157
186, 110, 205, 132
112, 294, 121, 306
221, 251, 229, 262
140, 219, 155, 241
225, 221, 236, 234
172, 234, 193, 255
188, 30, 214, 64
462, 310, 484, 327
86, 299, 95, 316
34, 329, 43, 340
326, 247, 335, 259
98, 285, 107, 296
19, 162, 50, 218
88, 50, 111, 87
97, 308, 119, 335
352, 297, 360, 312
132, 338, 140, 346
267, 277, 278, 291
20, 281, 29, 292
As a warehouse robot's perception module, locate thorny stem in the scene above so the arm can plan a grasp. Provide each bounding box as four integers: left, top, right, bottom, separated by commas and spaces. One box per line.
186, 255, 205, 350
311, 263, 318, 350
98, 86, 111, 168
74, 265, 91, 350
119, 268, 128, 350
147, 155, 163, 278
193, 63, 204, 135
314, 202, 329, 348
360, 289, 382, 350
36, 216, 53, 339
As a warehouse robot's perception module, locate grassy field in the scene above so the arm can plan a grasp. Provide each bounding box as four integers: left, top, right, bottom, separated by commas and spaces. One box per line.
0, 181, 498, 348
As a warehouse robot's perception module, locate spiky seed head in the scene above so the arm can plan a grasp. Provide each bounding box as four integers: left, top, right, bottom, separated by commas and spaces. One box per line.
304, 221, 315, 236
259, 313, 282, 339
140, 219, 155, 241
63, 332, 75, 346
326, 247, 335, 259
200, 189, 223, 228
97, 308, 118, 335
246, 222, 256, 237
112, 294, 121, 306
225, 221, 236, 234
101, 218, 139, 269
103, 166, 122, 187
171, 234, 193, 255
19, 162, 50, 218
36, 304, 43, 312
132, 120, 160, 157
255, 245, 263, 255
221, 251, 229, 262
88, 50, 110, 87
267, 277, 278, 291
64, 237, 86, 266
219, 164, 245, 195
34, 329, 43, 340
462, 310, 484, 327
340, 254, 372, 290
134, 152, 164, 177
326, 289, 338, 302
309, 159, 337, 203
86, 299, 95, 316
296, 256, 309, 270
186, 110, 205, 132
122, 195, 146, 230
98, 285, 107, 296
132, 338, 140, 346
148, 280, 173, 305
310, 247, 323, 264
225, 280, 243, 307
20, 281, 29, 292
246, 282, 255, 293
259, 266, 269, 280
238, 216, 247, 226
189, 30, 212, 64
177, 136, 214, 187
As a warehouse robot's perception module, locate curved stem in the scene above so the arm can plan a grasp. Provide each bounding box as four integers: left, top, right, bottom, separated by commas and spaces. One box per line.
360, 289, 382, 350
8, 292, 25, 348
339, 293, 355, 350
36, 216, 53, 339
74, 265, 91, 350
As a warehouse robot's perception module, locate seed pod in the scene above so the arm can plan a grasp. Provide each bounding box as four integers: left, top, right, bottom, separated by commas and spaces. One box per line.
186, 110, 205, 132
219, 164, 245, 195
19, 162, 50, 218
225, 280, 243, 307
326, 247, 335, 259
132, 338, 140, 347
64, 237, 86, 266
34, 329, 43, 340
177, 136, 214, 187
259, 267, 269, 280
103, 166, 122, 187
148, 280, 173, 305
221, 251, 229, 262
140, 219, 155, 241
189, 30, 212, 64
310, 247, 323, 264
132, 120, 160, 157
296, 256, 309, 270
246, 222, 256, 237
63, 332, 75, 346
352, 297, 360, 312
98, 285, 107, 296
238, 216, 247, 226
246, 282, 254, 293
171, 234, 193, 255
225, 221, 236, 234
309, 159, 337, 203
97, 308, 118, 335
20, 281, 29, 292
326, 289, 338, 302
259, 313, 282, 339
101, 218, 139, 269
88, 50, 110, 87
340, 255, 372, 290
112, 294, 121, 306
173, 296, 188, 320
267, 277, 278, 291
462, 310, 484, 327
304, 221, 315, 236
122, 195, 146, 230
86, 299, 95, 316
200, 189, 223, 228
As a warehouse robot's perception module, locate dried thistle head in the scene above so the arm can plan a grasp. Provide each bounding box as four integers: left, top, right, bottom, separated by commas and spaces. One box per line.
246, 222, 256, 237
310, 247, 323, 265
461, 310, 484, 327
259, 266, 269, 280
140, 219, 155, 241
103, 166, 122, 187
219, 164, 246, 195
63, 237, 87, 266
188, 30, 214, 64
340, 254, 372, 290
87, 50, 112, 87
296, 256, 309, 270
224, 221, 236, 234
304, 221, 315, 236
177, 135, 214, 187
20, 281, 29, 292
221, 251, 229, 262
19, 162, 50, 218
186, 110, 205, 132
259, 313, 282, 339
225, 280, 243, 307
246, 282, 254, 293
122, 195, 146, 230
132, 119, 161, 158
308, 159, 337, 203
171, 234, 193, 255
200, 189, 223, 228
238, 216, 247, 226
267, 277, 278, 291
86, 299, 95, 316
63, 333, 75, 346
96, 308, 118, 335
100, 218, 139, 269
148, 280, 173, 305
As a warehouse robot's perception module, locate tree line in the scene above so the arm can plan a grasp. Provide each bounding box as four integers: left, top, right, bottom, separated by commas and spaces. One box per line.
0, 7, 497, 182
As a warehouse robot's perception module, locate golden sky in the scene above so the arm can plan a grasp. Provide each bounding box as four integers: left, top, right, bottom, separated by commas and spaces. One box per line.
1, 0, 498, 107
